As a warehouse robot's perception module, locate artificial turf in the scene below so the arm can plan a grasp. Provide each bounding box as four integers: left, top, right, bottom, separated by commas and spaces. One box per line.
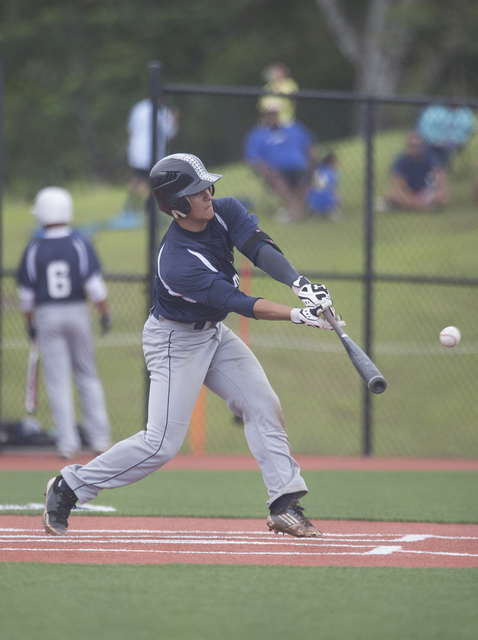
1, 563, 477, 640
1, 469, 477, 523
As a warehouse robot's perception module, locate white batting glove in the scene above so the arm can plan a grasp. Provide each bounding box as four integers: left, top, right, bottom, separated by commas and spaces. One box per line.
292, 276, 333, 311
291, 306, 346, 330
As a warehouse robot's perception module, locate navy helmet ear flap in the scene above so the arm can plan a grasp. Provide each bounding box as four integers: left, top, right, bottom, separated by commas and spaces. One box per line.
170, 186, 214, 219
170, 196, 191, 218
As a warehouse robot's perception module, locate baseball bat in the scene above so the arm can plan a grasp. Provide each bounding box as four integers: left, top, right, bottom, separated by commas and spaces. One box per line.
24, 341, 39, 413
322, 309, 387, 394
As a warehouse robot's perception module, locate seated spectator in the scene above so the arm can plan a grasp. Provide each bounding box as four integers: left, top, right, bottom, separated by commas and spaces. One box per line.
258, 62, 299, 125
306, 152, 341, 220
416, 102, 476, 168
244, 98, 317, 222
384, 131, 450, 212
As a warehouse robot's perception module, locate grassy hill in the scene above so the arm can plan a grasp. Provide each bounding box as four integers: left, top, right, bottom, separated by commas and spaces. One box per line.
2, 128, 478, 457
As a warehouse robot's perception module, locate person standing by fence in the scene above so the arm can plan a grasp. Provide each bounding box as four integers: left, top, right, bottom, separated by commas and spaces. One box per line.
121, 96, 179, 218
258, 62, 298, 125
17, 187, 112, 459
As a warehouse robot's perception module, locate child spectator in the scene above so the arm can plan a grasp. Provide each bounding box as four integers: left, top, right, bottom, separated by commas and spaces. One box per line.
306, 152, 341, 220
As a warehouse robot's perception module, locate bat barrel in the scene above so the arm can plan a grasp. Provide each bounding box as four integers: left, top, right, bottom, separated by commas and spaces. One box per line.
323, 309, 387, 394
368, 375, 387, 394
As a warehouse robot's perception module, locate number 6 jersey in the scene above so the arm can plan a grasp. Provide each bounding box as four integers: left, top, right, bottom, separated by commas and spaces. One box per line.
17, 227, 104, 306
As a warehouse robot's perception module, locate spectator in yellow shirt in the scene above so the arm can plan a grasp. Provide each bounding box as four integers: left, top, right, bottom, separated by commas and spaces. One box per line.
258, 62, 298, 125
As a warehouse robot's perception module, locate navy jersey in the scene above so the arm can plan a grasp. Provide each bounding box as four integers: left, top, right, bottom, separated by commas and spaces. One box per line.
391, 150, 440, 192
17, 229, 102, 305
153, 197, 264, 323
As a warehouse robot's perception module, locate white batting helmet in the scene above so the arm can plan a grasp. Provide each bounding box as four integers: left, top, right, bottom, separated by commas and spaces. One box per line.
32, 187, 73, 226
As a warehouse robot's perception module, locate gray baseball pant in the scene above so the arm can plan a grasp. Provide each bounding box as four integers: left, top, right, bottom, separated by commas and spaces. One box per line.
35, 302, 111, 456
62, 314, 308, 507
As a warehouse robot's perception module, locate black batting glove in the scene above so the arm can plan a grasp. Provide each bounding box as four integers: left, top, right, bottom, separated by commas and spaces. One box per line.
100, 313, 112, 335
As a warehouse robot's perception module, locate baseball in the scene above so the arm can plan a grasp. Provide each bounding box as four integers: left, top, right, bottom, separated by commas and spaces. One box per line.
439, 326, 461, 348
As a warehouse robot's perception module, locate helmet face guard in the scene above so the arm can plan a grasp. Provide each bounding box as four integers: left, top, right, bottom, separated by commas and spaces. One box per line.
150, 153, 222, 218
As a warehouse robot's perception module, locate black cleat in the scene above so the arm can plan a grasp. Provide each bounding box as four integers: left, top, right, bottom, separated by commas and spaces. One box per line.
42, 476, 77, 536
266, 499, 323, 538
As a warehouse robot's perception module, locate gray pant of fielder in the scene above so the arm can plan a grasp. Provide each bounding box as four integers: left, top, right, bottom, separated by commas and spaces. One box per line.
62, 314, 308, 506
36, 303, 111, 457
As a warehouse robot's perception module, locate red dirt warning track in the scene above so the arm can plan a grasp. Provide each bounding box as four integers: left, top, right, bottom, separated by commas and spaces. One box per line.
2, 453, 478, 472
1, 515, 477, 568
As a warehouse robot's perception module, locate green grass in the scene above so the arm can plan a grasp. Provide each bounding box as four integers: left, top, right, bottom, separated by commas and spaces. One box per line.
1, 563, 477, 640
1, 467, 477, 640
2, 128, 478, 456
2, 469, 478, 523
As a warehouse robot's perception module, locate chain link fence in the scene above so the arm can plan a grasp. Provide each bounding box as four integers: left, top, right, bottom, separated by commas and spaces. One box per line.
1, 78, 478, 457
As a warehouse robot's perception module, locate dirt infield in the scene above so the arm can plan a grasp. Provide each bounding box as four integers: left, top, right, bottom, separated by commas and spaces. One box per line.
1, 515, 477, 568
2, 452, 478, 472
2, 454, 477, 568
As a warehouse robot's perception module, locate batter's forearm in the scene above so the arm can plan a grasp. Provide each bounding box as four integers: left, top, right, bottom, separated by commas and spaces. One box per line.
252, 299, 293, 321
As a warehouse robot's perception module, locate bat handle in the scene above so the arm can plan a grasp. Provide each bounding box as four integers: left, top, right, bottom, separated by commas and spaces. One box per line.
322, 308, 344, 336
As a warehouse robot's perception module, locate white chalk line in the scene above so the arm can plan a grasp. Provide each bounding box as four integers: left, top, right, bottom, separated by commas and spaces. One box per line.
1, 527, 477, 560
2, 527, 477, 540
1, 535, 477, 546
0, 503, 116, 513
0, 537, 402, 548
1, 546, 477, 558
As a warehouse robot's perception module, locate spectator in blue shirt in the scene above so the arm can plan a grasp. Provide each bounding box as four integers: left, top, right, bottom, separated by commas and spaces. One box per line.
244, 98, 316, 222
384, 131, 450, 212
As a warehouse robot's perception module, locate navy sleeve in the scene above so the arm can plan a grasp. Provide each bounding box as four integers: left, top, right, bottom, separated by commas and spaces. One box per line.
255, 243, 299, 286
215, 198, 262, 251
206, 277, 259, 317
17, 246, 31, 287
171, 274, 259, 318
72, 234, 102, 279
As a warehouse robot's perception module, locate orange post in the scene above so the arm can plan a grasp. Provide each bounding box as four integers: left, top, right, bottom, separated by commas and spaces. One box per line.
190, 385, 207, 455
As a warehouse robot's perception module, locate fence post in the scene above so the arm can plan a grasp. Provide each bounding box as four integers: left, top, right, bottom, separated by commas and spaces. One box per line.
144, 61, 164, 425
0, 61, 3, 427
362, 97, 376, 456
147, 60, 163, 305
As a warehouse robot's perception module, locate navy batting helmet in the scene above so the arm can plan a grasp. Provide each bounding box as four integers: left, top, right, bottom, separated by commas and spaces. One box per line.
150, 153, 222, 218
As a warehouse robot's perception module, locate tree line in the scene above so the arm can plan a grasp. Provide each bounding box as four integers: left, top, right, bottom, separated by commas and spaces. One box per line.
1, 0, 478, 195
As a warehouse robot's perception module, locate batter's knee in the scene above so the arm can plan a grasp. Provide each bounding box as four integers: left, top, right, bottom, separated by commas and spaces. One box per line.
142, 421, 188, 458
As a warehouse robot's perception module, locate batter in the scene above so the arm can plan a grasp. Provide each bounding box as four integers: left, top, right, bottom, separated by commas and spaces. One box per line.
43, 154, 344, 538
